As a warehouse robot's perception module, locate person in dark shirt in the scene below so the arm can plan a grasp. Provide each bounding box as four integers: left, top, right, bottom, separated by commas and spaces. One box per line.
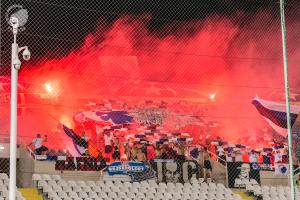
203, 147, 212, 182
112, 138, 121, 161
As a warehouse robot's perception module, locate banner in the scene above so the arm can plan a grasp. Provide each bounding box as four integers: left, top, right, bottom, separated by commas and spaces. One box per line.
227, 162, 260, 188
275, 163, 289, 175
55, 157, 106, 171
107, 161, 147, 175
152, 159, 201, 183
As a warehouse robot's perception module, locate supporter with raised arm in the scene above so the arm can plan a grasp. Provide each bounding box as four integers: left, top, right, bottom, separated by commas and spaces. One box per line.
81, 131, 90, 156
28, 133, 48, 155
104, 130, 112, 154
112, 138, 121, 161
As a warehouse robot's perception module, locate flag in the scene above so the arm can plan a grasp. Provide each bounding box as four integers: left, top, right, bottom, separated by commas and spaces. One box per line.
252, 96, 300, 136
62, 125, 88, 155
74, 110, 133, 125
275, 163, 289, 175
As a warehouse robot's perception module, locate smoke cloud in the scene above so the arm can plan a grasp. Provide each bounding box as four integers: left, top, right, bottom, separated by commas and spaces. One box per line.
11, 8, 300, 147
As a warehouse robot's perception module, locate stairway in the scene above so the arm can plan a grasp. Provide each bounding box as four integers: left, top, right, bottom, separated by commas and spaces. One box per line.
234, 191, 253, 200
18, 188, 43, 200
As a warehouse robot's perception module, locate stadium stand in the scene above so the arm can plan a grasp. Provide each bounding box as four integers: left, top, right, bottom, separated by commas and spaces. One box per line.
0, 173, 26, 200
32, 173, 243, 200
246, 185, 298, 200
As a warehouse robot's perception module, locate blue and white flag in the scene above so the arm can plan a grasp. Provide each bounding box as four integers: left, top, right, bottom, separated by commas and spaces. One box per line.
62, 125, 88, 155
75, 110, 133, 125
252, 96, 300, 136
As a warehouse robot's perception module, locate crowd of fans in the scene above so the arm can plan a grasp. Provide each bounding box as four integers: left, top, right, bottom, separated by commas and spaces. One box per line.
25, 97, 299, 175
210, 139, 290, 170
27, 130, 293, 172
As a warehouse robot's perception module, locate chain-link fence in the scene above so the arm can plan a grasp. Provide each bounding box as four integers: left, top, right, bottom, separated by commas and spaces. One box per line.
1, 0, 300, 199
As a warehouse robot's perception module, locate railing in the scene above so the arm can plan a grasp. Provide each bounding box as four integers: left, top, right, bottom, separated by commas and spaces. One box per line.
207, 149, 228, 187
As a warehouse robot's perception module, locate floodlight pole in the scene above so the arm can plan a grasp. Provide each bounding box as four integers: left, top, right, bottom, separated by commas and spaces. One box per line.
9, 22, 20, 200
279, 0, 296, 199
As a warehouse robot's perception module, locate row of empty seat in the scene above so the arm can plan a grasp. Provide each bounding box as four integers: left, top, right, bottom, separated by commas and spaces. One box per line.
0, 173, 26, 200
33, 173, 242, 200
246, 185, 298, 200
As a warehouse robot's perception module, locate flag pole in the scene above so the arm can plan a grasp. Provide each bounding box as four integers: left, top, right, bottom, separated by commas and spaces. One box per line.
279, 0, 296, 199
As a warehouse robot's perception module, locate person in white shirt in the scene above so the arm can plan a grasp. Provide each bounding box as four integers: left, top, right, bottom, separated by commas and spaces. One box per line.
234, 149, 243, 162
274, 150, 282, 163
249, 151, 258, 163
217, 146, 226, 165
28, 134, 48, 155
104, 131, 112, 153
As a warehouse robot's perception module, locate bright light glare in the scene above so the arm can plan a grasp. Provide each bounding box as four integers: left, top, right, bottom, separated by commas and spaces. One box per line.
209, 93, 216, 100
44, 82, 53, 93
60, 115, 74, 129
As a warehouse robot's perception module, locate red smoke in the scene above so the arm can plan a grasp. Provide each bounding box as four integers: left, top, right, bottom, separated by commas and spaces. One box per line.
7, 11, 300, 149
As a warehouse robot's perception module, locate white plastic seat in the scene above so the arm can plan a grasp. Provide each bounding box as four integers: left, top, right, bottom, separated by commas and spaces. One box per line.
96, 181, 106, 188
118, 192, 127, 198
58, 180, 68, 187
130, 187, 139, 194
73, 185, 83, 193
89, 191, 99, 199
249, 179, 259, 186
98, 191, 108, 198
120, 186, 129, 193
0, 185, 8, 191
78, 192, 89, 198
109, 192, 118, 199
57, 191, 68, 199
136, 192, 146, 199
124, 182, 132, 188
77, 180, 86, 187
105, 181, 114, 188
48, 180, 58, 187
47, 190, 59, 200
67, 180, 77, 188
82, 185, 92, 193
164, 193, 173, 200
87, 181, 96, 187
92, 186, 102, 193
52, 185, 63, 192
42, 174, 52, 181
32, 174, 42, 181
51, 175, 61, 181
0, 173, 8, 181
132, 182, 141, 188
234, 178, 243, 188
37, 180, 47, 189
68, 191, 79, 198
62, 185, 73, 193
42, 185, 52, 194
159, 182, 167, 189
139, 187, 149, 193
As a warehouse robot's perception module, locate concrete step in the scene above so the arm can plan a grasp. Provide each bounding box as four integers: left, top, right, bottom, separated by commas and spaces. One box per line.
18, 188, 43, 200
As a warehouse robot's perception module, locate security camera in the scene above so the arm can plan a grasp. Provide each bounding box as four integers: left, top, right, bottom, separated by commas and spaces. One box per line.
22, 47, 30, 61
13, 58, 21, 70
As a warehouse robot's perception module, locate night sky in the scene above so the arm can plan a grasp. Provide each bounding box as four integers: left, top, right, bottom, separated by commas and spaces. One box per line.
1, 0, 298, 72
